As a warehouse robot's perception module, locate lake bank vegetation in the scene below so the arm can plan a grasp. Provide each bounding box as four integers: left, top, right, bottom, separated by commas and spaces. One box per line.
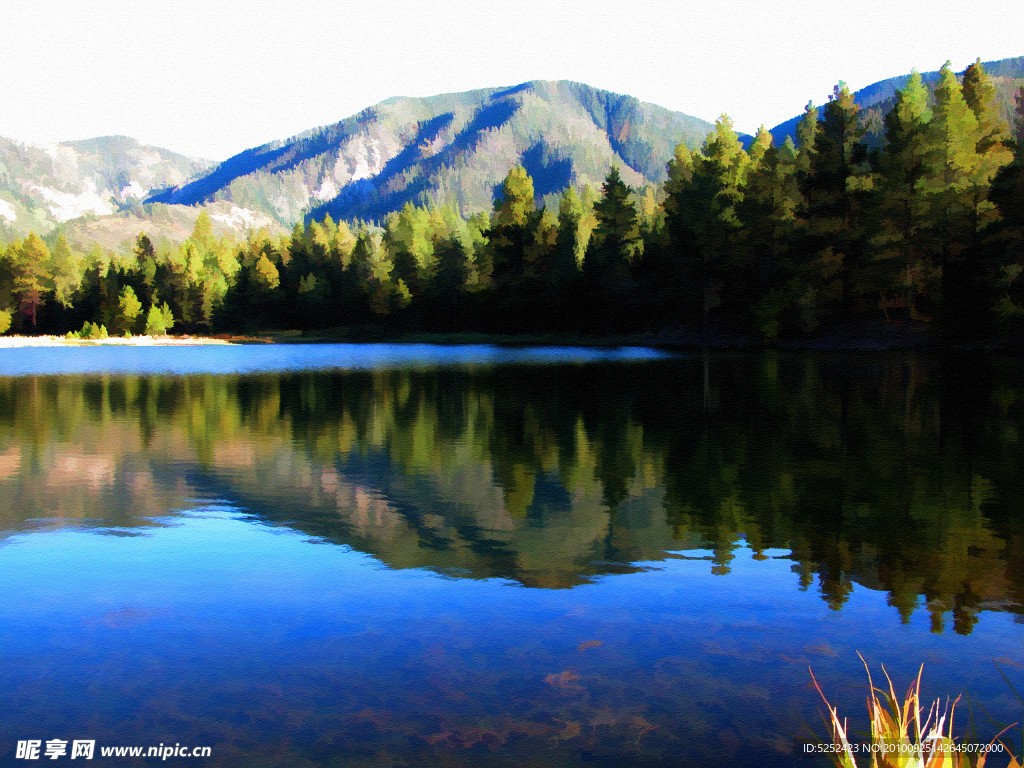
811, 656, 1022, 768
2, 61, 1024, 348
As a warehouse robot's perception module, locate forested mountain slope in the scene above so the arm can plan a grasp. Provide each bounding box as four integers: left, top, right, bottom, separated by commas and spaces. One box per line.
3, 57, 1024, 346
145, 80, 719, 225
770, 56, 1024, 146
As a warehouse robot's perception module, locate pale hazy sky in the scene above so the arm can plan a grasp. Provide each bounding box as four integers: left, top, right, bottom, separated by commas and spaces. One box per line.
2, 0, 1021, 161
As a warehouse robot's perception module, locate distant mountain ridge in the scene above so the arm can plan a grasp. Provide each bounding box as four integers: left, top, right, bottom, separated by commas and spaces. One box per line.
0, 135, 289, 249
146, 80, 720, 224
0, 135, 213, 229
3, 59, 1023, 252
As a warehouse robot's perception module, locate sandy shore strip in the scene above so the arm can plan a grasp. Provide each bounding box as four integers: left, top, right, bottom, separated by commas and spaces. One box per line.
0, 335, 273, 348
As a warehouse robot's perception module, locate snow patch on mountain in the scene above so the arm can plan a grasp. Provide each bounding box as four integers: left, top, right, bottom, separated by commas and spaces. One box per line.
210, 205, 276, 231
0, 198, 16, 222
29, 180, 113, 222
339, 135, 385, 184
314, 178, 338, 201
119, 181, 147, 201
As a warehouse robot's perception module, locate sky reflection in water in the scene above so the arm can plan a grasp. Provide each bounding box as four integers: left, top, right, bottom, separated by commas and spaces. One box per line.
0, 346, 1022, 767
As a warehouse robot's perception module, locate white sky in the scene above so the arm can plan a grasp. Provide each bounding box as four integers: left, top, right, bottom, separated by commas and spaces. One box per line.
1, 0, 1021, 161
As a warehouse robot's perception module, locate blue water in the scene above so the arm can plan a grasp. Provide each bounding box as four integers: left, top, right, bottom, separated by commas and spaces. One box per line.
1, 504, 1019, 767
0, 343, 670, 376
0, 346, 1021, 767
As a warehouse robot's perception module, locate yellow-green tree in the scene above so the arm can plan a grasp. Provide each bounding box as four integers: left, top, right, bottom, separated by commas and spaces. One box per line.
663, 115, 749, 333
144, 302, 174, 336
13, 233, 52, 330
115, 286, 143, 335
872, 70, 936, 321
50, 233, 85, 307
923, 61, 1013, 336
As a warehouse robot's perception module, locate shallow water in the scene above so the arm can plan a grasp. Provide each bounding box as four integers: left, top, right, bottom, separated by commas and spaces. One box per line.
0, 346, 1022, 766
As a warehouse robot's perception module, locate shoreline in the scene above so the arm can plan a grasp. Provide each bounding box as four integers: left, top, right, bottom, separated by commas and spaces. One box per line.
1, 322, 1022, 352
0, 335, 271, 348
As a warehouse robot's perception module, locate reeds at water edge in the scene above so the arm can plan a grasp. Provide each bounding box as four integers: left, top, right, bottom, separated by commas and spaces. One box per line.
809, 653, 1021, 768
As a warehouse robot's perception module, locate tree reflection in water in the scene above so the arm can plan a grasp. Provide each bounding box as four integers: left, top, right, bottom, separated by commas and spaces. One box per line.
1, 351, 1021, 632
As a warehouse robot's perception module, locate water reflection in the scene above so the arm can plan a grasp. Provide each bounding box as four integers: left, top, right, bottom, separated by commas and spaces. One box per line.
1, 351, 1022, 632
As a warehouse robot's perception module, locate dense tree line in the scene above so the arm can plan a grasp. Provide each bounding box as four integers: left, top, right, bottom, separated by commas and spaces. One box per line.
3, 60, 1024, 342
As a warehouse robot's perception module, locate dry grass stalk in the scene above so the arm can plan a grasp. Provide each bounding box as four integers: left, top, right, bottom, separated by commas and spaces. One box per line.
808, 652, 1020, 768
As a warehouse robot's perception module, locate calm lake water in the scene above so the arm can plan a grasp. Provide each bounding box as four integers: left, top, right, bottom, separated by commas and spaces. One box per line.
0, 345, 1022, 767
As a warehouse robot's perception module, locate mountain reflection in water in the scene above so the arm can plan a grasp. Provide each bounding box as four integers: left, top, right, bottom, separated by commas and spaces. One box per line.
2, 349, 1024, 767
2, 351, 1021, 630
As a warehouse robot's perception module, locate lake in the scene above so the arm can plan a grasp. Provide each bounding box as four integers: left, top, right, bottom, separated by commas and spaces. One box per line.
0, 345, 1022, 767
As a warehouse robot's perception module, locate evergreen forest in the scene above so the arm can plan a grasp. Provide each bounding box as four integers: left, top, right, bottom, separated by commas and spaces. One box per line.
3, 61, 1024, 345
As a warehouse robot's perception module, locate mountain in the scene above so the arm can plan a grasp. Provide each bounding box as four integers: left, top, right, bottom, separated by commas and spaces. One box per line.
769, 56, 1024, 147
0, 135, 288, 248
146, 80, 720, 225
7, 61, 1022, 250
0, 135, 213, 232
61, 200, 285, 252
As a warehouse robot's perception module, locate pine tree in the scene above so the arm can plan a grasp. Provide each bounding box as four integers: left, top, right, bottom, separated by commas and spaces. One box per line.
549, 186, 585, 329
160, 302, 175, 334
985, 86, 1024, 325
872, 70, 935, 321
962, 58, 1010, 156
648, 143, 696, 327
425, 235, 470, 331
795, 83, 871, 329
795, 101, 820, 174
922, 61, 1012, 337
114, 286, 143, 335
737, 126, 800, 341
488, 166, 542, 330
144, 303, 169, 336
50, 233, 85, 308
663, 116, 748, 334
254, 253, 280, 291
133, 233, 158, 306
14, 232, 52, 331
583, 166, 641, 333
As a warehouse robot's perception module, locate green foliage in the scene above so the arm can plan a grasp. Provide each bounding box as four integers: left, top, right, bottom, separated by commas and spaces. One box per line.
582, 166, 641, 332
922, 62, 1014, 336
79, 321, 108, 340
13, 232, 51, 329
2, 58, 1022, 346
663, 115, 751, 332
254, 253, 280, 291
871, 70, 936, 321
50, 233, 85, 307
963, 58, 1011, 154
795, 101, 820, 170
0, 308, 10, 335
116, 286, 143, 335
492, 166, 536, 227
144, 302, 172, 336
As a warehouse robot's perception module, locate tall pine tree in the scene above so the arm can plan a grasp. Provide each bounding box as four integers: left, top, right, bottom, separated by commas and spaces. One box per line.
872, 70, 935, 321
